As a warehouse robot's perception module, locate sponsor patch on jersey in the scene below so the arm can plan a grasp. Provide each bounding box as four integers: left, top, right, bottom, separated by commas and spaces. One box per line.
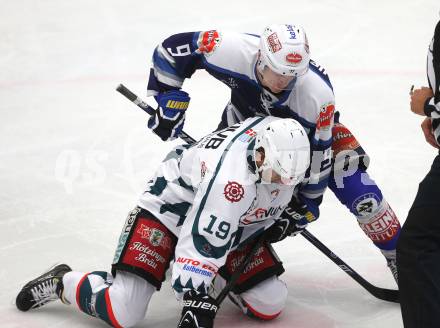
197, 30, 221, 55
317, 103, 335, 131
267, 32, 282, 53
286, 52, 302, 64
352, 193, 380, 217
332, 123, 361, 155
240, 205, 284, 225
358, 204, 401, 243
137, 224, 172, 250
176, 257, 218, 277
224, 181, 245, 203
241, 207, 266, 225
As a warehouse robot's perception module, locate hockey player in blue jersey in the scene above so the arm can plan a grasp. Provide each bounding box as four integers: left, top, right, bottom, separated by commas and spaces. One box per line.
146, 23, 401, 295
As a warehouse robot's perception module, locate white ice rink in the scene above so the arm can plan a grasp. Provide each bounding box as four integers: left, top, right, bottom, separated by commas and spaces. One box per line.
1, 1, 439, 327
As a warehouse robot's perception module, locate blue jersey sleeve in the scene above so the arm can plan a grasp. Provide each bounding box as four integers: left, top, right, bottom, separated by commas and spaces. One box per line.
147, 31, 221, 96
298, 104, 335, 221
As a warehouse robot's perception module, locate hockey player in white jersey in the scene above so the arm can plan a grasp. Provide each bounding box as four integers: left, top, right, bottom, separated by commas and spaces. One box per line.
146, 24, 401, 283
16, 117, 311, 327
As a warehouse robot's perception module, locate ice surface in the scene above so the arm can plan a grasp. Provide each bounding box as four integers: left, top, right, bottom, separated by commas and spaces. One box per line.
1, 1, 439, 327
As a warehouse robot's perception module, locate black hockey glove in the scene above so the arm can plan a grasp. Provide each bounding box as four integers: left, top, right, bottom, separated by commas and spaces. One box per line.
148, 90, 190, 141
177, 290, 219, 328
266, 196, 315, 243
265, 216, 295, 243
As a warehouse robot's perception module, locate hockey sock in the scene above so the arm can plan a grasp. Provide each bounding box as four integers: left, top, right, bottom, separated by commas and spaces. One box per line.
63, 271, 123, 328
329, 170, 401, 252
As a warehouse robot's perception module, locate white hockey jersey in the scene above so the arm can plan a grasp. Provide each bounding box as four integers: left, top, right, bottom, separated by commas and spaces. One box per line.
147, 29, 335, 219
138, 116, 296, 296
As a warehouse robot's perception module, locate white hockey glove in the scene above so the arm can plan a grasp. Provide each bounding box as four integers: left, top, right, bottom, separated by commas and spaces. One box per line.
148, 90, 190, 141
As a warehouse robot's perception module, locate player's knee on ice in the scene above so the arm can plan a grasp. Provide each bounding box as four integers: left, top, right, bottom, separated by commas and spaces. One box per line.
63, 270, 155, 327
240, 276, 288, 320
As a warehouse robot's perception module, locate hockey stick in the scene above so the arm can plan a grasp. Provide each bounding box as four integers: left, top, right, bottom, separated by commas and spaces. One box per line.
301, 230, 399, 303
116, 84, 196, 144
116, 83, 400, 303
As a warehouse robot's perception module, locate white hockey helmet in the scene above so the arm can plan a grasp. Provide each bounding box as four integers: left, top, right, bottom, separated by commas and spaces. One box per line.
257, 24, 311, 78
254, 118, 310, 185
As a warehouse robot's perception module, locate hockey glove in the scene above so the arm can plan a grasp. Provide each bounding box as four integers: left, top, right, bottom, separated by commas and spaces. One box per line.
148, 90, 190, 141
265, 216, 296, 243
266, 197, 316, 243
177, 290, 218, 328
283, 196, 316, 235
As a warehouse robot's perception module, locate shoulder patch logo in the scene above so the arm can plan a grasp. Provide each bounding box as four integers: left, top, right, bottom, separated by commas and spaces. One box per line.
197, 30, 221, 55
317, 103, 335, 131
224, 181, 245, 203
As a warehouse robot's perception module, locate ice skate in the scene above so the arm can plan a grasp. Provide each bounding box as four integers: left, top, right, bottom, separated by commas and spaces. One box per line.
15, 263, 72, 311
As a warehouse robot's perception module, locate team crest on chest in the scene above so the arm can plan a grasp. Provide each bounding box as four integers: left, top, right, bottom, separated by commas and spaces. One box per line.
224, 181, 245, 203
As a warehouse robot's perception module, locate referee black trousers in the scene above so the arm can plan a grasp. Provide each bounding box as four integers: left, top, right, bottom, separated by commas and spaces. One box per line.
397, 155, 440, 328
